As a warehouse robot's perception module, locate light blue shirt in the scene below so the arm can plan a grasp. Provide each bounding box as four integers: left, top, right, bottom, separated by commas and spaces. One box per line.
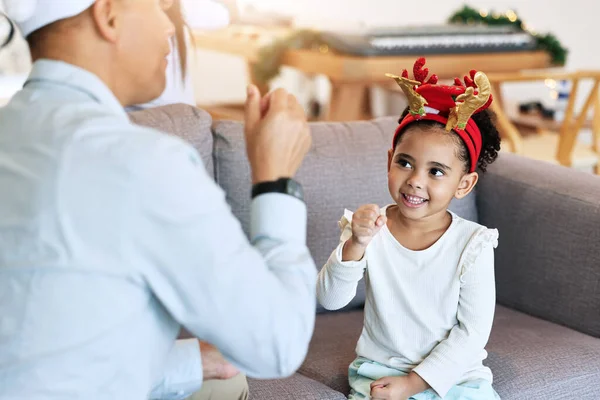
0, 60, 317, 399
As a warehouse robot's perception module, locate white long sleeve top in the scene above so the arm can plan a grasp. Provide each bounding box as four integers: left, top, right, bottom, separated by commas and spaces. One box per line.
317, 206, 498, 397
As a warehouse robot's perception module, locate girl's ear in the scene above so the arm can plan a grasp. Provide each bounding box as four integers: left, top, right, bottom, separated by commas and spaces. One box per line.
387, 148, 394, 172
455, 172, 479, 199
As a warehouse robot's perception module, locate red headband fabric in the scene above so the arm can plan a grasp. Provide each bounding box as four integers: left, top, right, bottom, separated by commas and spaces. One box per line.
393, 113, 482, 173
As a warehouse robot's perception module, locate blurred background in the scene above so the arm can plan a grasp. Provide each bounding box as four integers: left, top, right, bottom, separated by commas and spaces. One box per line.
2, 0, 598, 172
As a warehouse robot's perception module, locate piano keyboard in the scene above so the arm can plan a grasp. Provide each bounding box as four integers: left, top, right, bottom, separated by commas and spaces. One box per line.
321, 24, 537, 56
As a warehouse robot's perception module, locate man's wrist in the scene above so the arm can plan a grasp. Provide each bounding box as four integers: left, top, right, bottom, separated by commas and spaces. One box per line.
251, 177, 304, 202
252, 172, 281, 185
251, 164, 287, 184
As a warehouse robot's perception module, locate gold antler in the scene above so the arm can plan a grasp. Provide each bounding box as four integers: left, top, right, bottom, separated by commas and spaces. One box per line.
386, 73, 427, 117
446, 72, 491, 130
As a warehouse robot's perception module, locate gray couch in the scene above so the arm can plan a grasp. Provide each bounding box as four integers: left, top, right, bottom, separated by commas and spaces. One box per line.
129, 104, 600, 400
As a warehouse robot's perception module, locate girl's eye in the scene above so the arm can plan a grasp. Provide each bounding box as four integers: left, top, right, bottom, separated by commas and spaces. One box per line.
398, 159, 412, 168
430, 168, 445, 177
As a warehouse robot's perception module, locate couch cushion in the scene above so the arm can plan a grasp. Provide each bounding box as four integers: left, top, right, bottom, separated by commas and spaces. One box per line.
248, 373, 346, 400
212, 117, 477, 312
300, 306, 600, 399
299, 310, 363, 394
487, 306, 600, 399
128, 104, 215, 178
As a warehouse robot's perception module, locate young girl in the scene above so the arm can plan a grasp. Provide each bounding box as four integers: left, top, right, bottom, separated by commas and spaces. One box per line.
317, 58, 502, 400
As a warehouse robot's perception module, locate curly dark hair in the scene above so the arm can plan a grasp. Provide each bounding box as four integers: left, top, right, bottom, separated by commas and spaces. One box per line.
393, 107, 501, 173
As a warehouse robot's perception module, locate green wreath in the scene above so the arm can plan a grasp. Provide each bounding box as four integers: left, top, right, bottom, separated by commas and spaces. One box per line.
250, 29, 326, 88
448, 5, 567, 65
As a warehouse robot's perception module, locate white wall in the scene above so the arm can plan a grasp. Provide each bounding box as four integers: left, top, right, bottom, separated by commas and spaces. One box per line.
193, 0, 599, 108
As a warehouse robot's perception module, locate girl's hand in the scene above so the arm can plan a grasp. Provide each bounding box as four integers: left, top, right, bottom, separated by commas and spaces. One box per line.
342, 204, 386, 261
370, 372, 429, 400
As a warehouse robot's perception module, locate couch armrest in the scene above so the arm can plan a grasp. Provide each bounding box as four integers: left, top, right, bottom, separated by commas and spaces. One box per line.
477, 153, 600, 338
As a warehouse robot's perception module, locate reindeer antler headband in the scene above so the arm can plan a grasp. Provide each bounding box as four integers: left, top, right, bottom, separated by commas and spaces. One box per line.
387, 57, 492, 172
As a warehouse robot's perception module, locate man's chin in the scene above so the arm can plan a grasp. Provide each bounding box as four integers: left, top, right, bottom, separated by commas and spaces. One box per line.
129, 84, 166, 107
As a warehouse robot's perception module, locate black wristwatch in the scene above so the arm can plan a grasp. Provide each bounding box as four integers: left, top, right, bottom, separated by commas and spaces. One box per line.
251, 177, 304, 201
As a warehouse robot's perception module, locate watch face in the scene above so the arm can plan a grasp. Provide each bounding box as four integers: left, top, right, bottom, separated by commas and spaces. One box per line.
285, 179, 303, 199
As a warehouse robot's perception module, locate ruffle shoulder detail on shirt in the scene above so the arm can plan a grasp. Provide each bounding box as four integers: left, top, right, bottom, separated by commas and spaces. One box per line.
459, 227, 499, 284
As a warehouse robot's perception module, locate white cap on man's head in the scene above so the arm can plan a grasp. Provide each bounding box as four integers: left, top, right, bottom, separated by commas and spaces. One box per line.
2, 0, 96, 37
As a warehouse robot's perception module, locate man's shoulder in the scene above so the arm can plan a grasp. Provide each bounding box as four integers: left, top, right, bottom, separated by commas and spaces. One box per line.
2, 96, 200, 174
60, 105, 196, 162
5, 93, 185, 143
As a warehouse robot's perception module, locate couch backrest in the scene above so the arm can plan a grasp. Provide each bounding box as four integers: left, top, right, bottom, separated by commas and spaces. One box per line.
128, 104, 215, 178
478, 152, 600, 338
213, 116, 478, 312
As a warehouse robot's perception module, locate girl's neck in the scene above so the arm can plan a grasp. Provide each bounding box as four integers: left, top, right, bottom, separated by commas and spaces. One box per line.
386, 205, 453, 251
389, 205, 451, 234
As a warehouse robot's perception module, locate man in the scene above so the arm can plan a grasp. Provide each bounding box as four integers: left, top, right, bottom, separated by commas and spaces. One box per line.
0, 1, 316, 399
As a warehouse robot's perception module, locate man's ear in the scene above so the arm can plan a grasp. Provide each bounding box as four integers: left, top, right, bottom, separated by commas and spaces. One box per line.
455, 171, 479, 199
91, 0, 120, 43
387, 148, 394, 172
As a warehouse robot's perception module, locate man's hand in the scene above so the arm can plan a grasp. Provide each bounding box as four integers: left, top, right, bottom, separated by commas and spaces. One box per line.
342, 204, 387, 261
370, 373, 429, 400
244, 85, 311, 184
199, 341, 240, 381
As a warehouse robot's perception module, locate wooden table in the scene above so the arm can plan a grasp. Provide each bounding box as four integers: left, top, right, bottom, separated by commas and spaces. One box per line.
193, 24, 552, 121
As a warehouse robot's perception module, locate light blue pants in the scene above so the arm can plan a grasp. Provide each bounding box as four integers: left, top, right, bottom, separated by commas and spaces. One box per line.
348, 357, 501, 400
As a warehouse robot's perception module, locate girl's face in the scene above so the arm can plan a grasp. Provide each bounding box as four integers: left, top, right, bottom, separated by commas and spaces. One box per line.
387, 126, 478, 222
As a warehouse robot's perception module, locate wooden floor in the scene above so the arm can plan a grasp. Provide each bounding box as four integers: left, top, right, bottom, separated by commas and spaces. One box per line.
501, 131, 598, 171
